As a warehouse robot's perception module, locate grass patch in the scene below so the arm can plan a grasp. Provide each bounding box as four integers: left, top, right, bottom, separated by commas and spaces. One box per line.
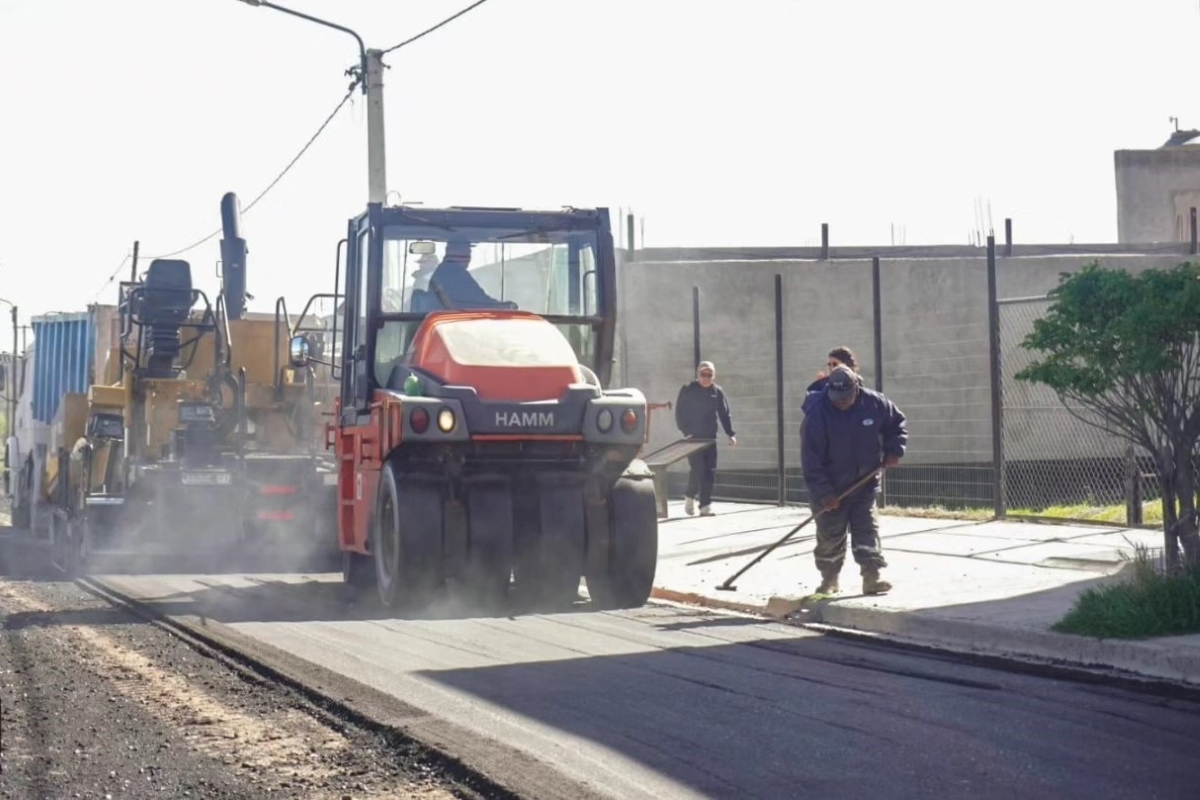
1009, 502, 1163, 525
882, 501, 1165, 526
1052, 544, 1200, 639
879, 505, 993, 521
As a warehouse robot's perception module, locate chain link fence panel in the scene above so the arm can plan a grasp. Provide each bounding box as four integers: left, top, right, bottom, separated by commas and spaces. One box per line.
998, 295, 1154, 523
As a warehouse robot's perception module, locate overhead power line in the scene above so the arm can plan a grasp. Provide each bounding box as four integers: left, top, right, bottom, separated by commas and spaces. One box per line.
92, 81, 359, 300
380, 0, 494, 55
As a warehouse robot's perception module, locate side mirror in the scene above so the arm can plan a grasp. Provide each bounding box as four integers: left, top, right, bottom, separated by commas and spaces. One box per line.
289, 335, 311, 368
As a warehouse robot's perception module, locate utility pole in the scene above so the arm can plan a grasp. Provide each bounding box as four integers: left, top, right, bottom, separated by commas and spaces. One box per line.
366, 49, 387, 204
9, 303, 16, 443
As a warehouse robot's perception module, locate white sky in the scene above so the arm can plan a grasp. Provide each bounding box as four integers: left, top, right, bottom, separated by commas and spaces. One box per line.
1, 0, 1197, 328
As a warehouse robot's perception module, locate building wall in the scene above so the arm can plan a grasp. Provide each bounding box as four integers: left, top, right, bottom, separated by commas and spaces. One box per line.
1115, 147, 1200, 243
616, 245, 1190, 505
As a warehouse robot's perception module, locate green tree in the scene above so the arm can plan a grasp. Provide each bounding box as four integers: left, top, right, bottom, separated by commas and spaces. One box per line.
1015, 262, 1200, 570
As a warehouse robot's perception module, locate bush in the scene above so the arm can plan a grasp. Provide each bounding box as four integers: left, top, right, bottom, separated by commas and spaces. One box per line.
1053, 543, 1200, 639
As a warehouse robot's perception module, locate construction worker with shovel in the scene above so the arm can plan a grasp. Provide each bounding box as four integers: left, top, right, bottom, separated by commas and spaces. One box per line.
800, 364, 907, 595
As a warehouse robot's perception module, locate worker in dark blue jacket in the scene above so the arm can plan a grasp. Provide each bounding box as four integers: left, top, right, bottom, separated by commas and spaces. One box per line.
805, 345, 860, 394
800, 364, 907, 595
675, 360, 737, 517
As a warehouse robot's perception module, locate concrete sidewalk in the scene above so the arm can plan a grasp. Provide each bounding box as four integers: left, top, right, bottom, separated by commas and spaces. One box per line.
650, 500, 1200, 688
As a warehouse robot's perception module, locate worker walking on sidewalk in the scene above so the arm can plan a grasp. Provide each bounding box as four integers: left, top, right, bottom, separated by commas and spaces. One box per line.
800, 365, 907, 595
675, 361, 737, 517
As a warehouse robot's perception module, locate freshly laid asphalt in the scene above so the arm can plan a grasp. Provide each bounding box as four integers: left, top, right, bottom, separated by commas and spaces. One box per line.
6, 496, 1200, 800
91, 570, 1200, 800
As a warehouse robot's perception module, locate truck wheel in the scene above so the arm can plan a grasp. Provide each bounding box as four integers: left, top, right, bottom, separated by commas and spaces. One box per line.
586, 477, 658, 610
373, 462, 442, 610
463, 481, 514, 607
12, 460, 32, 530
515, 484, 585, 607
51, 514, 83, 578
67, 516, 88, 578
342, 550, 374, 599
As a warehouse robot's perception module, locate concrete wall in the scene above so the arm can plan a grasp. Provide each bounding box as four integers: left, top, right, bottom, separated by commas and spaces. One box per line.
617, 243, 1195, 507
1115, 147, 1200, 243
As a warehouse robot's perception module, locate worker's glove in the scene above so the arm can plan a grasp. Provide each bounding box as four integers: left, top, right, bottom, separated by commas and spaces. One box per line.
728, 436, 738, 447
883, 454, 901, 468
820, 495, 840, 512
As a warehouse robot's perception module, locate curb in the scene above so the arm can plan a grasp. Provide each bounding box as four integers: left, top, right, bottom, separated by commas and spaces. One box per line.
808, 601, 1200, 688
649, 587, 766, 617
651, 586, 1200, 690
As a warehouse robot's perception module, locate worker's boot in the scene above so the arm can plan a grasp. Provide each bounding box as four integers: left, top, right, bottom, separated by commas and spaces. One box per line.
684, 497, 696, 516
862, 568, 892, 595
699, 505, 715, 517
815, 571, 840, 595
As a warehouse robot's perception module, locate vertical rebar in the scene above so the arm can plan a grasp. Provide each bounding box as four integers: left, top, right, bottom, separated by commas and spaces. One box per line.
692, 286, 701, 369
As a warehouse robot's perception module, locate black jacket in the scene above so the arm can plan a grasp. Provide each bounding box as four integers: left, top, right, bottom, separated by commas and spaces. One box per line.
675, 381, 736, 440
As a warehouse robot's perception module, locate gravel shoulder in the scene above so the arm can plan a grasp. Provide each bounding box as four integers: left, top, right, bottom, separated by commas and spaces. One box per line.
0, 533, 480, 800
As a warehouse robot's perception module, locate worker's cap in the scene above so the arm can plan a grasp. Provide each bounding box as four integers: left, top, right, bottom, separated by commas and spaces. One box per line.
697, 361, 715, 378
826, 364, 859, 401
445, 240, 472, 259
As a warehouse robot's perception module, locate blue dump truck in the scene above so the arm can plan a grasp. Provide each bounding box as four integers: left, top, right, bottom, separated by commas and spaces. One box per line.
5, 306, 116, 533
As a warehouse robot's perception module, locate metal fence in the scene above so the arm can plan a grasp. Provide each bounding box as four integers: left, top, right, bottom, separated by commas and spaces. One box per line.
653, 237, 1164, 526
997, 295, 1161, 525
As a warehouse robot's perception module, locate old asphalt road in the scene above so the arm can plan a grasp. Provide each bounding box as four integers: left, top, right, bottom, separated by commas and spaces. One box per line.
0, 531, 494, 800
69, 570, 1200, 800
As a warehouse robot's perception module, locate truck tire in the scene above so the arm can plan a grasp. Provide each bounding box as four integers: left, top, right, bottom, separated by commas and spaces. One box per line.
12, 459, 32, 530
373, 461, 442, 610
514, 483, 585, 607
463, 481, 514, 606
50, 513, 82, 578
342, 550, 374, 599
586, 477, 658, 610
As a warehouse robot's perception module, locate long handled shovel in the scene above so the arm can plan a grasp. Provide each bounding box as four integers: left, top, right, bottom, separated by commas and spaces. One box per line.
714, 466, 883, 592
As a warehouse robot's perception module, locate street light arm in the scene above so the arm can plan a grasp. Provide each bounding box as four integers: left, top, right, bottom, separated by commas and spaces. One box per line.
237, 0, 368, 79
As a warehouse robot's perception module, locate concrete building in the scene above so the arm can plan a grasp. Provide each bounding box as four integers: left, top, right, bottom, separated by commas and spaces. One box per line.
1115, 127, 1200, 243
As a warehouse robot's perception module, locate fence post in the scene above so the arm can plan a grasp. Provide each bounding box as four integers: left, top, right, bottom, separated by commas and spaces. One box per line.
820, 223, 830, 260
1004, 218, 1013, 257
986, 235, 1006, 518
626, 213, 637, 257
872, 256, 886, 506
1124, 445, 1143, 525
691, 286, 701, 369
774, 274, 786, 506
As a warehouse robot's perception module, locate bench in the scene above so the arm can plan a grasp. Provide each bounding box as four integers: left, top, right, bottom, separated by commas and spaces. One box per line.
642, 438, 716, 519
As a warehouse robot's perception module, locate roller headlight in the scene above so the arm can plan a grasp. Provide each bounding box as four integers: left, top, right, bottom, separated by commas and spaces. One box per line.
596, 408, 614, 433
437, 407, 456, 433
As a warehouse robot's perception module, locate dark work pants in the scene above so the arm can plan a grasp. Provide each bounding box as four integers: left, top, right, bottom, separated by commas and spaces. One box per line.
686, 445, 718, 506
812, 491, 887, 575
